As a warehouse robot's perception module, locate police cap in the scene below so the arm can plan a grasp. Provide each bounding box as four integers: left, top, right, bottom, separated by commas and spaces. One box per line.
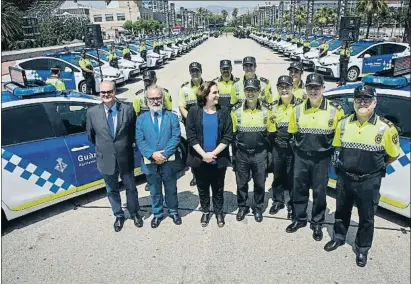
244, 78, 260, 90
276, 75, 293, 86
354, 85, 377, 98
143, 70, 156, 81
50, 65, 60, 72
305, 73, 324, 86
243, 56, 256, 65
189, 62, 202, 72
287, 61, 303, 72
220, 59, 232, 68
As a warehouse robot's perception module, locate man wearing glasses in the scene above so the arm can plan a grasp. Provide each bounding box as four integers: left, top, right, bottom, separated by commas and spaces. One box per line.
286, 74, 344, 241
213, 59, 239, 108
269, 75, 303, 219
287, 62, 307, 100
86, 81, 143, 232
136, 86, 182, 229
324, 85, 400, 267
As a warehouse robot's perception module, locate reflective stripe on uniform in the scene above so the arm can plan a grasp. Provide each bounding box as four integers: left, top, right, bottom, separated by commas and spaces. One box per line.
238, 126, 267, 132
236, 107, 242, 125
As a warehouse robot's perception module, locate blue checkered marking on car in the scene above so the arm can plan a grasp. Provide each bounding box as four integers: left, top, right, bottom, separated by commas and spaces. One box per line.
386, 139, 410, 175
1, 148, 73, 193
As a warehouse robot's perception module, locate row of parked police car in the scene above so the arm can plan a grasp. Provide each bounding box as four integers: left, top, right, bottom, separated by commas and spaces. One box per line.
13, 32, 209, 94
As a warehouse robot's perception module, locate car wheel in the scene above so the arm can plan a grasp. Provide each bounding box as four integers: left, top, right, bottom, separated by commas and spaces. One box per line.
347, 67, 360, 82
79, 81, 87, 93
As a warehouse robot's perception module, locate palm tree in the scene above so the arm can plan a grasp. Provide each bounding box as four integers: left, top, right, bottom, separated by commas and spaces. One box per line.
294, 6, 307, 33
1, 2, 22, 46
232, 8, 238, 19
356, 0, 388, 39
221, 9, 228, 22
314, 6, 334, 34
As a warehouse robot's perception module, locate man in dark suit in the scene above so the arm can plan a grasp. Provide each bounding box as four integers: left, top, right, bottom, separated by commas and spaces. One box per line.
86, 80, 143, 232
135, 85, 182, 228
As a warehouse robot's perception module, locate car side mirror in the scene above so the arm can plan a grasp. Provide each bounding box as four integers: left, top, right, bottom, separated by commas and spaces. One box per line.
363, 54, 371, 59
64, 67, 73, 72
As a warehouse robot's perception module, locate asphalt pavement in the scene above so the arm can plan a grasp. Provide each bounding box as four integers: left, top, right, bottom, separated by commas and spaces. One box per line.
2, 35, 410, 284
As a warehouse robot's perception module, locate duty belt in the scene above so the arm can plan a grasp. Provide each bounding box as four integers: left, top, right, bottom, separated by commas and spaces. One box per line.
238, 145, 266, 154
341, 170, 382, 181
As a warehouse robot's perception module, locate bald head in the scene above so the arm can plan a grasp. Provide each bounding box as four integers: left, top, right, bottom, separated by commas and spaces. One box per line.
100, 80, 115, 92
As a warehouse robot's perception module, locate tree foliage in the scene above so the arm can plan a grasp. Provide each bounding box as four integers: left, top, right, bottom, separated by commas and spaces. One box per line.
122, 19, 164, 34
356, 0, 388, 38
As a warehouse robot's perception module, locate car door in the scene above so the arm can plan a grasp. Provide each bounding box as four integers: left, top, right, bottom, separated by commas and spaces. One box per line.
361, 44, 393, 74
48, 58, 77, 90
18, 58, 51, 82
1, 103, 76, 212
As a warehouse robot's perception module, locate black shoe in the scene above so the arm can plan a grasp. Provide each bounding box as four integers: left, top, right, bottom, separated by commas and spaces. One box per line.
201, 213, 210, 227
190, 177, 197, 186
113, 217, 125, 232
324, 240, 345, 252
171, 214, 182, 225
285, 221, 307, 233
356, 253, 368, 267
269, 203, 284, 215
236, 207, 249, 221
133, 214, 143, 228
216, 214, 225, 228
145, 184, 149, 191
151, 217, 162, 228
312, 225, 323, 241
254, 211, 263, 223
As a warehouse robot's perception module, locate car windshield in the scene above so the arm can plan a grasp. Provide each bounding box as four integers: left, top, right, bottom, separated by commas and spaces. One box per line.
61, 55, 102, 67
311, 40, 320, 47
328, 40, 342, 51
350, 44, 369, 56
86, 50, 109, 61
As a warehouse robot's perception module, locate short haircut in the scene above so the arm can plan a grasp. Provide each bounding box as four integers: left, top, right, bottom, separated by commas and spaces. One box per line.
146, 85, 163, 97
197, 81, 217, 107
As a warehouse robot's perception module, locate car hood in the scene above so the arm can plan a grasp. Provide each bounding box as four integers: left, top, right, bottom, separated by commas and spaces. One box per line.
119, 59, 136, 68
318, 54, 339, 65
303, 50, 320, 59
96, 66, 121, 77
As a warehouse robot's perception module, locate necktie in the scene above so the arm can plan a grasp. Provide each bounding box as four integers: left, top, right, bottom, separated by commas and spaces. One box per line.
153, 112, 159, 136
107, 108, 115, 137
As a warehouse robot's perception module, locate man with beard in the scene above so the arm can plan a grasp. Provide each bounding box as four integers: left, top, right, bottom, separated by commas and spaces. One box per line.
135, 86, 182, 229
231, 78, 277, 223
86, 81, 143, 232
286, 74, 344, 241
287, 62, 307, 100
269, 75, 303, 219
179, 62, 204, 187
324, 85, 400, 267
213, 59, 239, 108
231, 56, 273, 105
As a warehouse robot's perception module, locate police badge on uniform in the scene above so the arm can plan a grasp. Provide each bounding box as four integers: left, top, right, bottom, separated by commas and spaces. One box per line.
375, 134, 383, 144
392, 133, 399, 144
328, 119, 334, 127
270, 115, 276, 123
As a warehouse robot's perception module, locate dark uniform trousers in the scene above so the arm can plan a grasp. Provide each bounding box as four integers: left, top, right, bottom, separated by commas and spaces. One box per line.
235, 149, 267, 212
271, 145, 294, 208
293, 150, 331, 225
85, 74, 97, 96
193, 163, 226, 214
333, 174, 382, 255
339, 57, 349, 85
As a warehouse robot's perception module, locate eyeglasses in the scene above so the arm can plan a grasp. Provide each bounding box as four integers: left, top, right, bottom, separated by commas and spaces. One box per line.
277, 85, 291, 91
100, 90, 114, 95
289, 69, 301, 74
147, 97, 162, 102
354, 97, 373, 104
306, 85, 322, 91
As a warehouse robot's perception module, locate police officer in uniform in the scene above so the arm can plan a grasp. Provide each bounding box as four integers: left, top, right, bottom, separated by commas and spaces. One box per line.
108, 46, 119, 69
286, 74, 344, 240
339, 41, 351, 86
319, 38, 329, 58
133, 70, 173, 116
122, 44, 132, 61
324, 85, 400, 267
179, 62, 204, 187
46, 66, 66, 91
139, 40, 147, 61
231, 78, 277, 223
287, 62, 307, 100
213, 59, 239, 108
303, 37, 312, 53
231, 56, 273, 105
79, 50, 97, 96
269, 75, 303, 219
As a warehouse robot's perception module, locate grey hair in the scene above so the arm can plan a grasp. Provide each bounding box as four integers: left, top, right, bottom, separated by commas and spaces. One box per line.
145, 85, 163, 97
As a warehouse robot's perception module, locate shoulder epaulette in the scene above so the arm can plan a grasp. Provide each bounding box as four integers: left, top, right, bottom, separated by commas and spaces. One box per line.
233, 77, 240, 83
135, 89, 144, 96
380, 116, 394, 127
232, 101, 242, 110
330, 100, 342, 109
181, 81, 189, 88
212, 77, 219, 82
162, 87, 169, 93
261, 100, 274, 110
338, 113, 352, 122
260, 77, 269, 84
294, 98, 303, 105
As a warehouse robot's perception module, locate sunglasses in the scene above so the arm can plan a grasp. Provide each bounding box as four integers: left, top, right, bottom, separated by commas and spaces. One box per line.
354, 97, 373, 104
100, 90, 114, 95
306, 85, 322, 91
277, 85, 292, 90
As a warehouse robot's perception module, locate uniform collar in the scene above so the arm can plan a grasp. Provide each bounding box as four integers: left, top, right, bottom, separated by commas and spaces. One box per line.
278, 95, 295, 106
244, 99, 262, 110
219, 74, 233, 82
350, 112, 377, 125
305, 97, 327, 110
190, 79, 203, 87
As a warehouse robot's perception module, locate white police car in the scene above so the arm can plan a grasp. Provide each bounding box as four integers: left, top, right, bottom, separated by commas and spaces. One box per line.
1, 69, 143, 224
316, 41, 410, 82
325, 66, 411, 218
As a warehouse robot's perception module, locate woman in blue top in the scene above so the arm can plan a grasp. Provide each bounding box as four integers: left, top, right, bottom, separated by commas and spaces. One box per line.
186, 81, 233, 227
